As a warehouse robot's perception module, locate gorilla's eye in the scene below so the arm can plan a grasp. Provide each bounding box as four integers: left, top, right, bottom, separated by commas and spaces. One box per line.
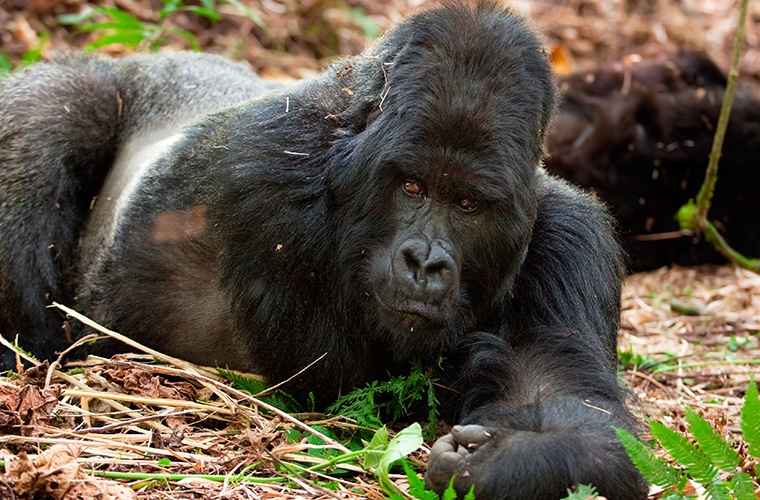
402, 180, 424, 197
457, 198, 478, 212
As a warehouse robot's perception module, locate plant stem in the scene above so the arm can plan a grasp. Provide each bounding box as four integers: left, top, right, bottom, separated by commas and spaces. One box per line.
703, 220, 760, 272
695, 0, 748, 222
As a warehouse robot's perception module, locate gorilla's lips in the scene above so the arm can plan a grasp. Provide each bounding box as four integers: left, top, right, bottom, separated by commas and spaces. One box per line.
373, 292, 453, 328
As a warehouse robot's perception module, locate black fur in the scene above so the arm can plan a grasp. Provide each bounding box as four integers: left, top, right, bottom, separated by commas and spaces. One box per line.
547, 51, 760, 271
0, 2, 647, 498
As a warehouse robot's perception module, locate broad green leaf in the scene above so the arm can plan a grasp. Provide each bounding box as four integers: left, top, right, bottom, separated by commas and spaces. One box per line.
375, 423, 423, 494
363, 426, 388, 470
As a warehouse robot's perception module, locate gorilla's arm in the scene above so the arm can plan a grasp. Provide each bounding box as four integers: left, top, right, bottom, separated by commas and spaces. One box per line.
427, 175, 647, 500
0, 59, 121, 366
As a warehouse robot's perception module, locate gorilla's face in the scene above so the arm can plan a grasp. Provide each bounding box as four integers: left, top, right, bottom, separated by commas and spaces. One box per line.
368, 173, 465, 333
331, 124, 541, 358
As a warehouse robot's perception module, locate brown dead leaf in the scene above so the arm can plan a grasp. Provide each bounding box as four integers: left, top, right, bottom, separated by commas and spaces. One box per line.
0, 378, 61, 436
5, 444, 136, 500
20, 361, 49, 388
103, 367, 197, 401
17, 384, 61, 431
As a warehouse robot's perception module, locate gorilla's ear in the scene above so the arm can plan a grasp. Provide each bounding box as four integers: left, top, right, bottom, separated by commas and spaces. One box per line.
341, 97, 383, 134
332, 58, 392, 134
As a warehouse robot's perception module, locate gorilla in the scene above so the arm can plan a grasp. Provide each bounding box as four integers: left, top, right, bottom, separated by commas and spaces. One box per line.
0, 2, 647, 498
547, 51, 760, 271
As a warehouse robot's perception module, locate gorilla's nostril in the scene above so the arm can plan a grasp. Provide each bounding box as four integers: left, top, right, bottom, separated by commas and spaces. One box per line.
404, 249, 421, 282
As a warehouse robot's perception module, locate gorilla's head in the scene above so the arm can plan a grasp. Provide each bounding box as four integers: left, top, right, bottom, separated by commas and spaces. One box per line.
326, 1, 557, 358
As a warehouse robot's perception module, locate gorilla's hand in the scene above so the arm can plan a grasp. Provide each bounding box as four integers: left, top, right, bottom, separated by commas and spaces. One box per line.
425, 424, 496, 497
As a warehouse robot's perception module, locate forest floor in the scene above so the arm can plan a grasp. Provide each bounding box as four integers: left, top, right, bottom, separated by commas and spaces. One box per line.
0, 0, 759, 498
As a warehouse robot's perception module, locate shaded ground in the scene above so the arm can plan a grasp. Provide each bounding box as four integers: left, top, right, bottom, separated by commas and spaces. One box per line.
0, 0, 759, 498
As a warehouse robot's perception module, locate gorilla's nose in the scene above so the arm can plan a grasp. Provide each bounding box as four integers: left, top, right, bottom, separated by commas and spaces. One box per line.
393, 238, 456, 302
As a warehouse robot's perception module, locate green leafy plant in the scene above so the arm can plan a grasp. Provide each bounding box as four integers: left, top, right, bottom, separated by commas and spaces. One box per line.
56, 0, 268, 52
562, 484, 600, 500
616, 377, 760, 499
58, 4, 203, 51
159, 0, 222, 22
0, 31, 48, 77
389, 459, 476, 500
326, 362, 440, 439
217, 367, 313, 413
618, 345, 660, 371
0, 51, 11, 76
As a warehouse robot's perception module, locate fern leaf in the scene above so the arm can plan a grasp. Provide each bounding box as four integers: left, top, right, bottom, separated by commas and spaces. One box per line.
463, 485, 476, 500
684, 407, 740, 472
402, 460, 439, 500
614, 426, 683, 488
741, 376, 760, 458
650, 420, 719, 485
729, 471, 756, 500
562, 484, 599, 499
659, 493, 690, 500
215, 368, 265, 395
703, 479, 730, 500
442, 478, 458, 500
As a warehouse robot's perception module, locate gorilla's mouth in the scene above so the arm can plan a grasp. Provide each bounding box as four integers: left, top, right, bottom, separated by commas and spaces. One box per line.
374, 292, 453, 328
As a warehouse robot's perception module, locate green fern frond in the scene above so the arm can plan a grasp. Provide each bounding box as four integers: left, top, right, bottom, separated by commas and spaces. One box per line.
217, 368, 267, 394
441, 478, 458, 500
684, 407, 740, 472
614, 426, 683, 488
463, 486, 476, 500
729, 471, 756, 500
650, 420, 719, 485
703, 479, 730, 500
659, 493, 690, 500
401, 460, 439, 500
741, 375, 760, 458
562, 484, 599, 499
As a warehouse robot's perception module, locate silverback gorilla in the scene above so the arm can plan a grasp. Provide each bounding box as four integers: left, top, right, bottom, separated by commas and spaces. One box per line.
0, 2, 647, 498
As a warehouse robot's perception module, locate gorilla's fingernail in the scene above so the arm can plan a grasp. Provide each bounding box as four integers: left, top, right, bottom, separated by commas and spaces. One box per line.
484, 431, 492, 437
467, 442, 479, 449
